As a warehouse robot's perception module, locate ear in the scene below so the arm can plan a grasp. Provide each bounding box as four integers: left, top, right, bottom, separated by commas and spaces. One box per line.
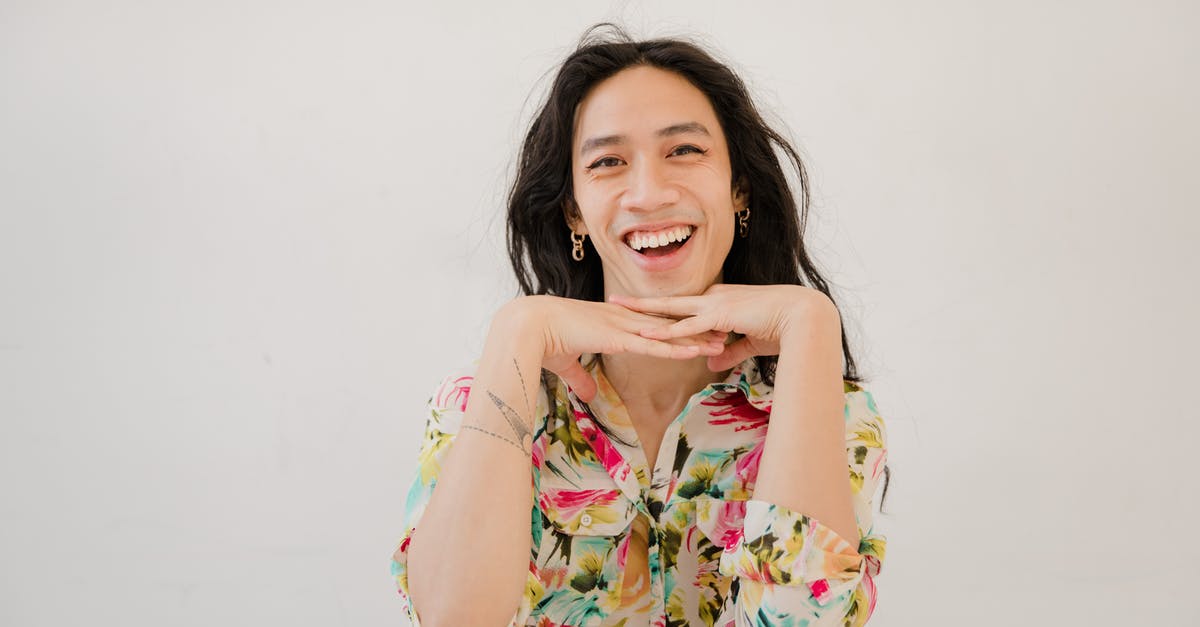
731, 176, 750, 210
562, 198, 588, 235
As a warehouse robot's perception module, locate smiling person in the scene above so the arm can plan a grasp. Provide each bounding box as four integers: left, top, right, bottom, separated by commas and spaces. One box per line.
391, 24, 891, 627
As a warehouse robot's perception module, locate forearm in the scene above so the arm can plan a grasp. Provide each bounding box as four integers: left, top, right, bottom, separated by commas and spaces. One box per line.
752, 303, 860, 548
407, 305, 545, 625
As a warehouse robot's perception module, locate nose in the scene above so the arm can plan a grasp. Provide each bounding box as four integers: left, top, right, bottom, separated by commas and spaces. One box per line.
618, 157, 680, 213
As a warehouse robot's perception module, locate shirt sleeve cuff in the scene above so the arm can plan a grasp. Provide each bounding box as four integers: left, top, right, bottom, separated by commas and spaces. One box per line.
390, 527, 420, 623
717, 498, 874, 606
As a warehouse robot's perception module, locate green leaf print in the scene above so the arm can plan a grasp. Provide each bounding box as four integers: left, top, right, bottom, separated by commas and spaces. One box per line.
675, 460, 717, 500
569, 550, 608, 593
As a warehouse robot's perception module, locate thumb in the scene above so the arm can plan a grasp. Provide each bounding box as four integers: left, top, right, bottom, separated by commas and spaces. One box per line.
707, 336, 755, 372
556, 360, 597, 403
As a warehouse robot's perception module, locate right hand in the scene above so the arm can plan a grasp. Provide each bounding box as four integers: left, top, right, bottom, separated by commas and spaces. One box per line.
497, 295, 727, 403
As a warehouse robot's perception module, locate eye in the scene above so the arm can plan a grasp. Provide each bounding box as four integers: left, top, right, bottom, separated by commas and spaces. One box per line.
585, 156, 623, 171
670, 145, 708, 157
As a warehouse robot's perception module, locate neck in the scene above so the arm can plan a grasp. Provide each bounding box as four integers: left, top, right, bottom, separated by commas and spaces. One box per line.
598, 351, 732, 419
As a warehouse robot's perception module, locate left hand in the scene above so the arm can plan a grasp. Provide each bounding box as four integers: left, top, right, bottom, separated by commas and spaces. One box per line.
607, 284, 840, 372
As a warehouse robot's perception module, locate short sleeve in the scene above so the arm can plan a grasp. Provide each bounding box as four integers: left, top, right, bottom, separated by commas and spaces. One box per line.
718, 383, 888, 626
388, 365, 545, 627
389, 369, 471, 624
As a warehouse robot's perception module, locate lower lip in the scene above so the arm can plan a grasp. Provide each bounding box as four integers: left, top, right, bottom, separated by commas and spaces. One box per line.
623, 230, 696, 272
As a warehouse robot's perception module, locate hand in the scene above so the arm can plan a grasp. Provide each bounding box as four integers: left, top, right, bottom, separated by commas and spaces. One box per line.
499, 295, 728, 402
608, 284, 839, 372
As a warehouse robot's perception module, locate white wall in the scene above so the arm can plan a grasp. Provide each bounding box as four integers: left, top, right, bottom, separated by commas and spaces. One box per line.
2, 1, 1197, 625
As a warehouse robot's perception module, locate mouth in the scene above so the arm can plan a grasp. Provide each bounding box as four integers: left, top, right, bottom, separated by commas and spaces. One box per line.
623, 224, 695, 258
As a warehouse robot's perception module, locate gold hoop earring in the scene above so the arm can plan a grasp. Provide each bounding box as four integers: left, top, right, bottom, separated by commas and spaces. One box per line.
570, 230, 586, 261
736, 206, 751, 238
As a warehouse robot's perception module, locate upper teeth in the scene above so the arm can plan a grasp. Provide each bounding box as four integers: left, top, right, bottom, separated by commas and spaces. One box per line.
626, 225, 694, 251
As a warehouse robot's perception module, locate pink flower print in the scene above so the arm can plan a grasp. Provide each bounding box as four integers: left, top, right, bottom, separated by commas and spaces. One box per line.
617, 529, 631, 568
734, 441, 764, 489
704, 392, 769, 432
685, 526, 699, 551
862, 561, 879, 617
531, 433, 546, 470
808, 578, 832, 604
871, 448, 888, 480
724, 528, 744, 553
539, 563, 569, 589
706, 499, 747, 549
539, 488, 619, 523
575, 411, 631, 481
666, 471, 680, 503
863, 553, 882, 578
434, 375, 473, 412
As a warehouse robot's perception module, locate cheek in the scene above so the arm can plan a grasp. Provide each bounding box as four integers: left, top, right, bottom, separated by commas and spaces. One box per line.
708, 222, 735, 258
705, 208, 737, 257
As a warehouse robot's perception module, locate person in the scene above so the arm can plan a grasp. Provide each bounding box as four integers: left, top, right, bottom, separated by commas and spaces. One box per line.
390, 23, 891, 627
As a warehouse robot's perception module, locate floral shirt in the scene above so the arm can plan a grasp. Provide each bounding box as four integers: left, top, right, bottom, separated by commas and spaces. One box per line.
391, 352, 888, 626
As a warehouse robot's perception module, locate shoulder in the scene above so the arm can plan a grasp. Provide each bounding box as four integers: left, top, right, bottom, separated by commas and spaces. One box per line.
426, 360, 481, 414
424, 359, 556, 430
842, 380, 885, 431
841, 380, 887, 467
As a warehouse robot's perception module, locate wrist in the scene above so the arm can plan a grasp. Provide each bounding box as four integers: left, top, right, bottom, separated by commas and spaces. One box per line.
780, 295, 841, 348
492, 296, 550, 354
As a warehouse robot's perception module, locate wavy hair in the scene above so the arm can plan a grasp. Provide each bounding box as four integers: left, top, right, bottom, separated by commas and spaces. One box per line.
506, 24, 889, 509
507, 23, 865, 382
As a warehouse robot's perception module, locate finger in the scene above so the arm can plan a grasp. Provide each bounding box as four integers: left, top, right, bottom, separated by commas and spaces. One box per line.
707, 336, 755, 371
692, 330, 729, 345
708, 329, 732, 344
608, 309, 723, 353
639, 327, 727, 355
698, 338, 727, 356
621, 334, 703, 361
608, 293, 707, 318
680, 331, 727, 356
610, 307, 682, 332
638, 315, 716, 341
557, 360, 597, 403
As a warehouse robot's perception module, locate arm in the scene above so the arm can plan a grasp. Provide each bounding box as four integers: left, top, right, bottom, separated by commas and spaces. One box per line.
393, 294, 722, 624
393, 302, 546, 627
723, 300, 889, 625
754, 300, 858, 547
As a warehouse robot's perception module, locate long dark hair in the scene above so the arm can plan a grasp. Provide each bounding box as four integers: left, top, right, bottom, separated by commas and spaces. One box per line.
506, 24, 889, 510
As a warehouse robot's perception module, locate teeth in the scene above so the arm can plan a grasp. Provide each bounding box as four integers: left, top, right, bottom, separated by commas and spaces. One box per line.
626, 225, 694, 251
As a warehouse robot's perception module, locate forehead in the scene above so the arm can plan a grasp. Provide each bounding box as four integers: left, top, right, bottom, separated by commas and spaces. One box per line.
572, 65, 723, 148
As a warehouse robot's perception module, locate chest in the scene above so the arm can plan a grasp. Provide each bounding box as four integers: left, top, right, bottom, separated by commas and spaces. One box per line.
522, 371, 855, 624
623, 404, 676, 471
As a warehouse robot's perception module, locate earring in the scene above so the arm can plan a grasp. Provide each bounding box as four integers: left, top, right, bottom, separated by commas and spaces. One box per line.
570, 230, 586, 261
736, 206, 751, 238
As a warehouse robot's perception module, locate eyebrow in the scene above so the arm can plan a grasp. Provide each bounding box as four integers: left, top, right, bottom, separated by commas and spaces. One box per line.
578, 122, 711, 156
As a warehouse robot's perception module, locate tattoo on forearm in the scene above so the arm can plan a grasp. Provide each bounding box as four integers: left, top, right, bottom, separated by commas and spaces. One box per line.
487, 390, 532, 454
465, 358, 535, 456
460, 424, 523, 451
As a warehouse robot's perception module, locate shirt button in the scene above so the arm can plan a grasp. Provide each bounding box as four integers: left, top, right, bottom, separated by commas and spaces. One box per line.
579, 513, 593, 527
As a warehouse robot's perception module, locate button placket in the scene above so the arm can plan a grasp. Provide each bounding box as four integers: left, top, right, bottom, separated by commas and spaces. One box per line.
649, 419, 686, 510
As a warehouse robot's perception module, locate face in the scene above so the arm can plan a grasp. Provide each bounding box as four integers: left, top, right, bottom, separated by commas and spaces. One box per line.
569, 65, 747, 299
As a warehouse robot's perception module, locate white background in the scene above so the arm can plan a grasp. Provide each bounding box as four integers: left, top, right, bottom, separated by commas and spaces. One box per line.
2, 1, 1197, 625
